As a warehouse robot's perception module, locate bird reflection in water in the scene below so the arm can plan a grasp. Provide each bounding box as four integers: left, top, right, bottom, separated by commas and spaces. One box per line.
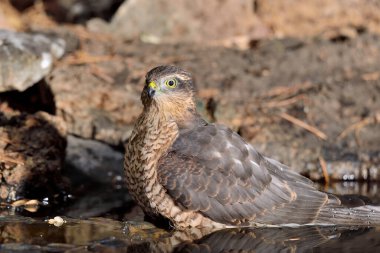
126, 225, 377, 253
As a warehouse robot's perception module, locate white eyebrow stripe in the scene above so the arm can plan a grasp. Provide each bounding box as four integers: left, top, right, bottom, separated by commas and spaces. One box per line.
164, 73, 192, 81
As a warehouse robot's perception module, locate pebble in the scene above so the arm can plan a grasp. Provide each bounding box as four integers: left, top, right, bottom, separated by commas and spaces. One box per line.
47, 216, 65, 227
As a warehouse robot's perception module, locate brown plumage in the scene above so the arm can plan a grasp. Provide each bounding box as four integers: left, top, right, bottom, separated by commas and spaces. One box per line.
124, 65, 380, 229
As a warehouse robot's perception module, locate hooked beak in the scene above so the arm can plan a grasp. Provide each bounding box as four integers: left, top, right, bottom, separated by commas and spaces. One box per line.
147, 81, 157, 98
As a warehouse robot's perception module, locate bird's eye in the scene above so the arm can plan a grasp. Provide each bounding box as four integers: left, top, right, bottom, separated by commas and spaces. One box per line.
165, 78, 177, 88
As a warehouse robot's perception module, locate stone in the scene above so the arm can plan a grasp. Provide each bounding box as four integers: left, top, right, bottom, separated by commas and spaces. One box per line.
47, 61, 142, 146
111, 0, 265, 44
0, 30, 66, 92
65, 135, 124, 185
43, 0, 124, 23
0, 111, 67, 202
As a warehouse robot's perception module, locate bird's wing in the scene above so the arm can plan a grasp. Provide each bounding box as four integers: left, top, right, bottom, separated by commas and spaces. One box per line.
157, 124, 332, 225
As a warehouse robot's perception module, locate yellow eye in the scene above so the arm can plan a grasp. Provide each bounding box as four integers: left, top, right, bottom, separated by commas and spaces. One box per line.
165, 78, 177, 88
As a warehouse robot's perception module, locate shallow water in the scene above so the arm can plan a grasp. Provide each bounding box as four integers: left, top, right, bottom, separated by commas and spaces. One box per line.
1, 182, 380, 253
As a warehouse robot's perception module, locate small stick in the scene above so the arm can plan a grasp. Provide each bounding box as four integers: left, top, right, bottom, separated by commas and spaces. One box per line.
61, 51, 120, 65
279, 112, 328, 140
319, 156, 330, 185
261, 82, 314, 98
89, 65, 115, 84
338, 112, 380, 140
261, 94, 307, 108
362, 71, 380, 81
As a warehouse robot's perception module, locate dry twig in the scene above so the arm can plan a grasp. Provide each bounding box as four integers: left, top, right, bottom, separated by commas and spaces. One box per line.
279, 112, 328, 140
89, 65, 115, 84
261, 94, 307, 108
261, 82, 314, 98
318, 156, 330, 185
61, 51, 121, 65
362, 71, 380, 81
338, 112, 380, 140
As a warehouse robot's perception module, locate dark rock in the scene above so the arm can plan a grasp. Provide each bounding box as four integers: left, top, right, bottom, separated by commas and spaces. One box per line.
43, 0, 124, 23
9, 0, 36, 12
0, 30, 66, 92
65, 135, 124, 185
63, 187, 133, 219
0, 80, 56, 114
0, 111, 67, 202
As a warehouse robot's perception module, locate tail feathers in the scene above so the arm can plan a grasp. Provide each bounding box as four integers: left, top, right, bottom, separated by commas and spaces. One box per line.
316, 205, 380, 226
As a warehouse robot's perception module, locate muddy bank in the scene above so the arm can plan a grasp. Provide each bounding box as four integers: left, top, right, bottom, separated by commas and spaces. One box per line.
0, 111, 67, 202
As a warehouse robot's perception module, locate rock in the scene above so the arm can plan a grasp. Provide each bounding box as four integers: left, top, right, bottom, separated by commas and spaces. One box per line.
65, 135, 124, 185
47, 59, 142, 146
43, 0, 124, 23
9, 0, 36, 12
0, 30, 66, 92
111, 0, 265, 44
63, 187, 132, 218
0, 111, 67, 202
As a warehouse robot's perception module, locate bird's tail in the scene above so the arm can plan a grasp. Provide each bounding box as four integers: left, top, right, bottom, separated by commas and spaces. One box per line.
315, 199, 380, 226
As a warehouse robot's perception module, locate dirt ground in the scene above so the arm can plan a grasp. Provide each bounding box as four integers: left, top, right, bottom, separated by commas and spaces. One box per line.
0, 1, 380, 203
46, 31, 380, 182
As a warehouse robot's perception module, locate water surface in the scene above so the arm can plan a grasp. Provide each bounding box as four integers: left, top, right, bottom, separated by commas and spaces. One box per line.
0, 182, 379, 253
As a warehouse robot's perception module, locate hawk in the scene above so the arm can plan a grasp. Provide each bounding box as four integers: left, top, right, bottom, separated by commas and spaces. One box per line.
124, 65, 380, 229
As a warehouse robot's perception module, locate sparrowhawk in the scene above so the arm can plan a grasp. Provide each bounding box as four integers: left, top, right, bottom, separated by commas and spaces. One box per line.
124, 65, 380, 229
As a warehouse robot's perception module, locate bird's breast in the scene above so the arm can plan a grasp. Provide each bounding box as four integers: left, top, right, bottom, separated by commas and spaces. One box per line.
124, 115, 179, 214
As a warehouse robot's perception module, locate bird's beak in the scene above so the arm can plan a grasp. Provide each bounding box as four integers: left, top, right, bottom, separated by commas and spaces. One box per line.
147, 81, 157, 98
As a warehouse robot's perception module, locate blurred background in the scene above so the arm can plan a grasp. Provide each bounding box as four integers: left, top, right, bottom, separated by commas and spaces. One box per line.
0, 0, 380, 252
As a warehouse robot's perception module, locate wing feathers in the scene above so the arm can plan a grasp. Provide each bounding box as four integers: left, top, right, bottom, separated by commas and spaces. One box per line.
157, 124, 329, 225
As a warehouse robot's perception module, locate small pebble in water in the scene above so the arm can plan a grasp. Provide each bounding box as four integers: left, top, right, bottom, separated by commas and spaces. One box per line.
47, 216, 65, 227
343, 174, 355, 180
114, 175, 123, 182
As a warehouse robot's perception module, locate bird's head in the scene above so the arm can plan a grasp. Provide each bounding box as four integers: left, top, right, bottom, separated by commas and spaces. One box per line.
141, 65, 197, 123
